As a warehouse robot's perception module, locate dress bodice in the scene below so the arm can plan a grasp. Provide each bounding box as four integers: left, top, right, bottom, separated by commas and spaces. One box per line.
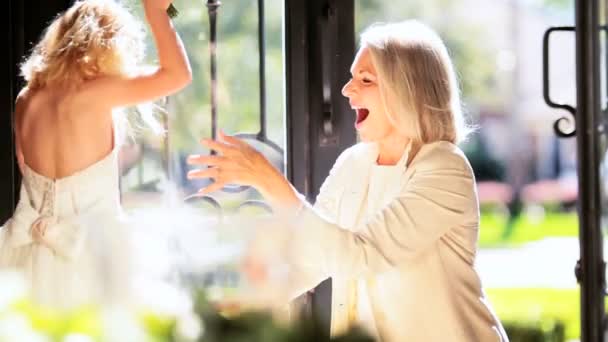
2, 150, 122, 262
0, 149, 127, 308
21, 150, 121, 219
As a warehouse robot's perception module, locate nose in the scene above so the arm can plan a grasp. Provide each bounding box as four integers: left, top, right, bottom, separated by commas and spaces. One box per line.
342, 79, 354, 98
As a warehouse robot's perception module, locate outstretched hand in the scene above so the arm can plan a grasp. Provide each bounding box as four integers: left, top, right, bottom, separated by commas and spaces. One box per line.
187, 131, 302, 209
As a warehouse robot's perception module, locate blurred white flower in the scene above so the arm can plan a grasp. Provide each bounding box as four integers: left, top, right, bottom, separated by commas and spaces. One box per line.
63, 334, 94, 342
0, 270, 28, 309
101, 306, 147, 342
0, 313, 47, 342
174, 311, 203, 341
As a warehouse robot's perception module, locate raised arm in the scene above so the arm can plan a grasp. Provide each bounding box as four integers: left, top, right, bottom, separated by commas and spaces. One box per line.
83, 0, 192, 107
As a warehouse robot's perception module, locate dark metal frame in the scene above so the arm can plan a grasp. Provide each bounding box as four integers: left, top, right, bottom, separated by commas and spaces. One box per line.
285, 0, 356, 200
574, 0, 606, 340
543, 0, 606, 340
285, 0, 355, 336
543, 26, 576, 138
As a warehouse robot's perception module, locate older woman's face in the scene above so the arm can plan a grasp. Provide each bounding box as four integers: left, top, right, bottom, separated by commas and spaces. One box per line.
342, 47, 395, 142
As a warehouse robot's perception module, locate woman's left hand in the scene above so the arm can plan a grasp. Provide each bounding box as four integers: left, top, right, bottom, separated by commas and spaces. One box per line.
187, 131, 301, 208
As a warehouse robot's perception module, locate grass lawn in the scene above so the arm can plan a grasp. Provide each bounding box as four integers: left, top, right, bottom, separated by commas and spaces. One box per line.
479, 211, 579, 248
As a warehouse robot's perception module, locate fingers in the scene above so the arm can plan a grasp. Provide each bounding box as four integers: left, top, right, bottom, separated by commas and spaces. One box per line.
199, 138, 236, 156
218, 131, 250, 150
187, 167, 219, 180
187, 166, 240, 181
200, 133, 253, 157
188, 131, 261, 196
186, 166, 223, 194
197, 181, 227, 195
188, 167, 243, 194
186, 154, 229, 166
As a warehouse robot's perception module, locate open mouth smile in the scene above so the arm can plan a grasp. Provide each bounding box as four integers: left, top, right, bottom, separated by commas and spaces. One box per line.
355, 107, 370, 127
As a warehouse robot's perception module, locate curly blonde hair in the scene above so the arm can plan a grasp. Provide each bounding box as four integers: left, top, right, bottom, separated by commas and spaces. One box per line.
21, 0, 145, 89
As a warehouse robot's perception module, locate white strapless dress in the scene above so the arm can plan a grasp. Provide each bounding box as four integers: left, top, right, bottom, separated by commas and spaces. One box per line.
0, 150, 131, 308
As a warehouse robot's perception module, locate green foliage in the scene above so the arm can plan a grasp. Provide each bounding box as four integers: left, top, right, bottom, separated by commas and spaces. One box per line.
0, 290, 373, 341
193, 291, 375, 342
6, 300, 102, 340
140, 311, 176, 342
0, 299, 181, 341
540, 0, 571, 10
486, 288, 581, 341
503, 320, 565, 342
463, 135, 506, 182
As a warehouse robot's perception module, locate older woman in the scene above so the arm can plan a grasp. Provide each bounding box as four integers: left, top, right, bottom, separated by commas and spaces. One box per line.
188, 21, 508, 342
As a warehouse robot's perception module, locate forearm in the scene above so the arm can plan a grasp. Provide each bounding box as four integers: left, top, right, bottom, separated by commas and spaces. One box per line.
257, 167, 304, 212
293, 205, 373, 274
144, 6, 191, 82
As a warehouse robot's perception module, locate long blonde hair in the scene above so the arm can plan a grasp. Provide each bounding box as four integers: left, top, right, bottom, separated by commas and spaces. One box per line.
21, 0, 145, 89
20, 0, 165, 141
361, 20, 472, 144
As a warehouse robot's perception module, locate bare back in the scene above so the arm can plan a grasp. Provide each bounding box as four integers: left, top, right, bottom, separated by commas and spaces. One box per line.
15, 85, 115, 180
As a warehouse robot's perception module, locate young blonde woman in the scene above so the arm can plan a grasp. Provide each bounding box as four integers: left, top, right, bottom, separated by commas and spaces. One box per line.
0, 0, 191, 308
188, 21, 508, 341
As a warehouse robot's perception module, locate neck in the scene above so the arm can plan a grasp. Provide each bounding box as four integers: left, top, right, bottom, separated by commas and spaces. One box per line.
376, 135, 410, 166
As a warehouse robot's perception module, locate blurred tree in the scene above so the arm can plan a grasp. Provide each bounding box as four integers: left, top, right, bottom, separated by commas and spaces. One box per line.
462, 134, 506, 182
541, 0, 572, 10
356, 0, 500, 111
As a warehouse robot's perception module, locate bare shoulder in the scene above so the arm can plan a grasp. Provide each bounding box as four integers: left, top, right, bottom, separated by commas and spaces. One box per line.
15, 86, 32, 109
411, 141, 472, 173
13, 87, 33, 126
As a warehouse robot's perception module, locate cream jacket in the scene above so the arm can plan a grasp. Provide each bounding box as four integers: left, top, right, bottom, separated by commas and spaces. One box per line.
286, 141, 509, 342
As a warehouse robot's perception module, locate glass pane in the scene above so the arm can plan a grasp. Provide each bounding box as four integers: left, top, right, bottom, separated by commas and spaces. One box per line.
120, 0, 285, 208
356, 0, 579, 340
118, 0, 286, 300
